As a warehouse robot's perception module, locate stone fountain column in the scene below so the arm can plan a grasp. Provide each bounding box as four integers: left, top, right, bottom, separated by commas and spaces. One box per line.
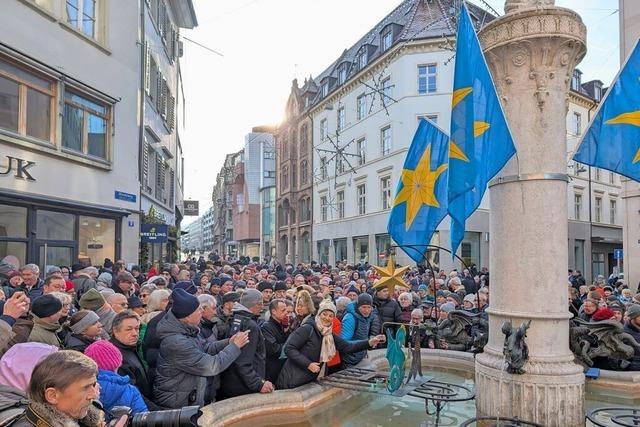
474, 1, 587, 426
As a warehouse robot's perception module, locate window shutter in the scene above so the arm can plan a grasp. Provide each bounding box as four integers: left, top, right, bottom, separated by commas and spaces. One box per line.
155, 73, 162, 112
142, 143, 150, 189
168, 95, 175, 130
169, 169, 175, 206
144, 43, 151, 94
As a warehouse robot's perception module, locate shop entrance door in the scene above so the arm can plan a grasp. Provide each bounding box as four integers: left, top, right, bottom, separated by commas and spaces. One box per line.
37, 243, 75, 274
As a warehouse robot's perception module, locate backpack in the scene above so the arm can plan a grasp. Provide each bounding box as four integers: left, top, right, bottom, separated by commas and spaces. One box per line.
0, 387, 28, 427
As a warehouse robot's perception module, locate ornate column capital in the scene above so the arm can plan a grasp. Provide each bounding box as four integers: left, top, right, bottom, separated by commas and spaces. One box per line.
505, 0, 555, 14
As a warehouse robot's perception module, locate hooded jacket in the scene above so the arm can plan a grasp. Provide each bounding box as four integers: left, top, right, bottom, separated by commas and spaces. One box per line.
96, 369, 147, 417
153, 311, 241, 408
218, 304, 266, 399
276, 316, 371, 390
340, 301, 374, 367
624, 322, 640, 371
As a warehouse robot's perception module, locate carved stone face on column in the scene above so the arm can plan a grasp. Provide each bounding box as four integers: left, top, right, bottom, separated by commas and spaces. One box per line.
505, 0, 554, 14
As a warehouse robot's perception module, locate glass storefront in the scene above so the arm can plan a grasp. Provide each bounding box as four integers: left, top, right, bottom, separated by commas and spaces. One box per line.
353, 236, 369, 264
375, 234, 391, 266
317, 240, 329, 265
334, 238, 347, 263
461, 231, 480, 269
0, 202, 120, 273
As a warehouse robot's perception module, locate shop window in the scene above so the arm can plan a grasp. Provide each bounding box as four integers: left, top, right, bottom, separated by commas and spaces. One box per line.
0, 242, 26, 266
79, 216, 115, 265
39, 246, 73, 273
334, 238, 347, 262
353, 236, 369, 263
461, 231, 480, 268
317, 240, 330, 265
375, 234, 391, 266
36, 210, 75, 240
0, 205, 27, 237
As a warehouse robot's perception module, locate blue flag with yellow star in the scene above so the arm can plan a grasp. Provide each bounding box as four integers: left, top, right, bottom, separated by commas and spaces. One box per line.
573, 40, 640, 181
447, 3, 516, 257
388, 118, 449, 263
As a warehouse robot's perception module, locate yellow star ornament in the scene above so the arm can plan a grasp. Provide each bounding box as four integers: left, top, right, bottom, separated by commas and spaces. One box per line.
372, 255, 410, 294
393, 144, 447, 230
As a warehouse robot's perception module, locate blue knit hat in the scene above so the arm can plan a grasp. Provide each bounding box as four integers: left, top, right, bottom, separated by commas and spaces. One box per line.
171, 288, 200, 319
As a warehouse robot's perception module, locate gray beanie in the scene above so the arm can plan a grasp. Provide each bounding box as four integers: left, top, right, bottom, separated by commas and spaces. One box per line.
240, 289, 263, 309
627, 303, 640, 320
97, 272, 112, 285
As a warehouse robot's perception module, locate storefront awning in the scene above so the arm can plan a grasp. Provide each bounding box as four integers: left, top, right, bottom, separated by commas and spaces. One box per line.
0, 188, 134, 217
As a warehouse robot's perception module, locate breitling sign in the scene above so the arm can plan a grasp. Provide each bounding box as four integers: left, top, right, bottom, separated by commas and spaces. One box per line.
0, 155, 36, 181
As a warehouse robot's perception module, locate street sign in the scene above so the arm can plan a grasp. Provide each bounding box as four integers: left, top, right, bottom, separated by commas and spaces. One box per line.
184, 200, 199, 216
140, 224, 168, 243
614, 248, 623, 259
115, 191, 136, 203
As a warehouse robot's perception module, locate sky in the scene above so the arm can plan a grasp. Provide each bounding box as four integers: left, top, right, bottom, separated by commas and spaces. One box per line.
179, 0, 620, 226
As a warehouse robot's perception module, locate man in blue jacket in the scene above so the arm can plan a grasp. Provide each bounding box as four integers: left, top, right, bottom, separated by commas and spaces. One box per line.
340, 293, 377, 367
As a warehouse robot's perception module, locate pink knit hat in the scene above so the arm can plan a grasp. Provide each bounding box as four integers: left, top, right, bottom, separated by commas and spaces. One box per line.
84, 340, 123, 372
0, 343, 58, 392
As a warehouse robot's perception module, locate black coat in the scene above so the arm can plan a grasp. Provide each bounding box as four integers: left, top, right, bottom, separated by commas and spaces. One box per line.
462, 277, 478, 295
261, 317, 290, 383
143, 310, 167, 375
218, 308, 266, 399
276, 316, 371, 390
64, 333, 97, 353
199, 317, 221, 341
371, 297, 401, 336
110, 337, 153, 400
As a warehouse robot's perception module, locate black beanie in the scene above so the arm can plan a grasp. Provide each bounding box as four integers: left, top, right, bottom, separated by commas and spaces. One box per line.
257, 281, 273, 292
357, 293, 373, 307
31, 295, 63, 318
274, 281, 287, 292
171, 288, 200, 319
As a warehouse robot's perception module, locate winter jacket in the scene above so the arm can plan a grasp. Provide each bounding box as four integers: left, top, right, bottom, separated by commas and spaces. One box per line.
462, 277, 478, 295
16, 280, 44, 301
371, 297, 401, 336
11, 401, 104, 427
340, 301, 374, 367
399, 306, 413, 324
110, 337, 153, 401
215, 307, 233, 340
0, 384, 28, 426
64, 333, 98, 353
624, 322, 640, 371
276, 316, 371, 390
27, 317, 61, 348
142, 309, 167, 375
96, 369, 147, 417
0, 317, 15, 357
8, 317, 33, 348
218, 306, 266, 399
153, 311, 241, 408
261, 317, 290, 383
200, 317, 221, 341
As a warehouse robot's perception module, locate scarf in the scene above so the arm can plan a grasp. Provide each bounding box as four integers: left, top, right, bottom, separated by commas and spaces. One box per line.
315, 315, 336, 378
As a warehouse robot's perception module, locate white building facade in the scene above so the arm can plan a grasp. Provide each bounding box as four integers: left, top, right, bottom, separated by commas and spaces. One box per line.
140, 0, 196, 265
0, 0, 141, 268
311, 1, 492, 270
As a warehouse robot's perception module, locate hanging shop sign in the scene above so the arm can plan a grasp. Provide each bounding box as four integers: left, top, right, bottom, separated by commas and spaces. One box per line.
184, 200, 199, 216
140, 224, 169, 243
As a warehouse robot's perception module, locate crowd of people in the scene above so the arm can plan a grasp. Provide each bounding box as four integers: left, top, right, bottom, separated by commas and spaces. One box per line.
0, 253, 639, 426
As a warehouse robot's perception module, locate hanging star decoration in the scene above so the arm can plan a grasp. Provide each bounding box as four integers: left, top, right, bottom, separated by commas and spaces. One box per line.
393, 144, 448, 230
372, 254, 410, 294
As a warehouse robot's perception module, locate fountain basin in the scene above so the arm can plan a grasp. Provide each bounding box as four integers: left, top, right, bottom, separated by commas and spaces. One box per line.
200, 349, 640, 426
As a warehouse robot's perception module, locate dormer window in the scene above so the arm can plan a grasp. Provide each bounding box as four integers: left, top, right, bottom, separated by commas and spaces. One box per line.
338, 66, 347, 85
321, 81, 329, 97
594, 83, 602, 102
357, 50, 368, 70
382, 29, 393, 51
571, 69, 582, 92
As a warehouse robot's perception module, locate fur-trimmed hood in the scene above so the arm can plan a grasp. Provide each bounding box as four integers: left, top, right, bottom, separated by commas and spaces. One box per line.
14, 401, 104, 427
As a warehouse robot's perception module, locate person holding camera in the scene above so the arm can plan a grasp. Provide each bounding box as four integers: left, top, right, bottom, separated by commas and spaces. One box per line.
153, 288, 249, 408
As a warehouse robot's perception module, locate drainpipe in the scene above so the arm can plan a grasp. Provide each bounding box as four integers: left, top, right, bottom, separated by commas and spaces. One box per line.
138, 0, 147, 262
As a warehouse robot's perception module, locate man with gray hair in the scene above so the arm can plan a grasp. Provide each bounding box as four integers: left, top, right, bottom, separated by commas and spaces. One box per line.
12, 350, 103, 425
219, 289, 272, 399
198, 294, 221, 340
18, 264, 43, 300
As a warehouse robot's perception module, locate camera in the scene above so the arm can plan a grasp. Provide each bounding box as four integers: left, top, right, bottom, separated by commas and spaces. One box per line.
109, 406, 201, 427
